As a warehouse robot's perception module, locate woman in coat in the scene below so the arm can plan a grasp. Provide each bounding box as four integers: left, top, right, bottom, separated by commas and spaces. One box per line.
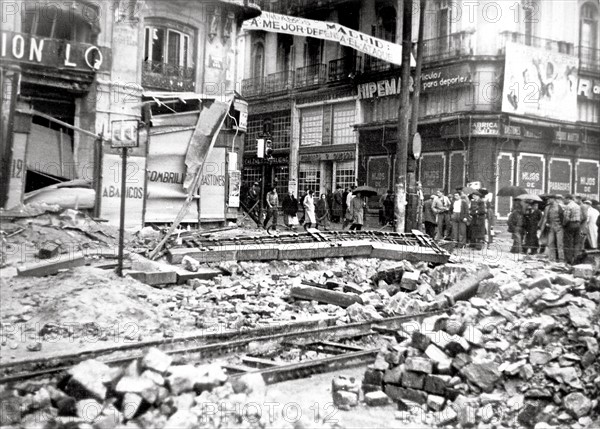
316, 194, 330, 230
523, 202, 542, 254
303, 190, 316, 230
349, 193, 366, 230
332, 188, 344, 223
468, 193, 487, 250
281, 191, 298, 230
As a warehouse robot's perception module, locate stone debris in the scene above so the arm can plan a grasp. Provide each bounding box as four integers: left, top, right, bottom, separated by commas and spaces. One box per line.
360, 261, 600, 428
331, 375, 360, 410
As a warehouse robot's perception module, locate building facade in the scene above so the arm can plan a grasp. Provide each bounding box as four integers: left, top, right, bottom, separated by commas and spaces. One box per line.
240, 0, 600, 220
1, 0, 259, 227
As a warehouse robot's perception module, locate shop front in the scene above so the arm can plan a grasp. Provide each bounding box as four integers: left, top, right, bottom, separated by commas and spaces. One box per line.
297, 145, 356, 196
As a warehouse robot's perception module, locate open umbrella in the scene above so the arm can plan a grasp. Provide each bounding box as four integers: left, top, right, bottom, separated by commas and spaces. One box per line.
497, 185, 528, 197
353, 185, 378, 197
515, 193, 543, 202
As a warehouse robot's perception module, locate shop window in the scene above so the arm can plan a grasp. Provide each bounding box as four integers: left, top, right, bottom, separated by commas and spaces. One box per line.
334, 161, 355, 191
300, 106, 323, 146
272, 114, 291, 149
273, 165, 289, 203
332, 102, 356, 145
244, 117, 262, 151
22, 6, 95, 43
299, 163, 321, 197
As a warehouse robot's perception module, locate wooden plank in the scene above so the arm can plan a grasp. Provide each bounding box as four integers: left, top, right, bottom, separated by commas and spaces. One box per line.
434, 265, 493, 306
223, 364, 255, 374
290, 285, 363, 308
241, 356, 281, 368
17, 252, 86, 277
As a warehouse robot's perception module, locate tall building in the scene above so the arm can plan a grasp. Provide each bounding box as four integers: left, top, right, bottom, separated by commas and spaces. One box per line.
1, 0, 260, 227
240, 0, 600, 221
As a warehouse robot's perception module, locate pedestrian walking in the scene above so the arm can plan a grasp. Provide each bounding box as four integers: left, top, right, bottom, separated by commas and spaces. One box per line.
247, 182, 260, 220
349, 192, 366, 230
282, 190, 298, 230
263, 186, 279, 230
563, 194, 582, 264
383, 189, 395, 226
303, 190, 316, 230
432, 190, 451, 240
507, 202, 524, 254
316, 194, 330, 230
523, 202, 542, 254
450, 192, 469, 247
342, 187, 349, 222
423, 194, 437, 238
332, 188, 344, 223
583, 200, 599, 249
343, 186, 356, 229
468, 192, 487, 250
298, 190, 307, 224
539, 195, 565, 261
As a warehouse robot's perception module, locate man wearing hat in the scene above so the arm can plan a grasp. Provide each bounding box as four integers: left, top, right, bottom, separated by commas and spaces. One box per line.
562, 194, 582, 264
539, 194, 565, 262
583, 200, 599, 249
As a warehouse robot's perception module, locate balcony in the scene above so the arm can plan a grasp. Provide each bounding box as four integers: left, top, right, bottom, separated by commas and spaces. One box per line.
328, 56, 362, 81
142, 61, 195, 92
294, 64, 327, 88
264, 70, 295, 94
241, 76, 265, 97
422, 31, 474, 63
579, 46, 600, 74
363, 55, 397, 73
498, 32, 575, 55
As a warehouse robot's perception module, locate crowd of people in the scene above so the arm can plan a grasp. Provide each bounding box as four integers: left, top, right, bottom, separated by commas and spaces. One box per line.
508, 194, 599, 264
245, 182, 600, 264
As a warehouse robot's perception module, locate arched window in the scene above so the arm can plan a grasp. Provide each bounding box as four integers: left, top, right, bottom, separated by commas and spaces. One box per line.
252, 42, 265, 78
580, 2, 599, 49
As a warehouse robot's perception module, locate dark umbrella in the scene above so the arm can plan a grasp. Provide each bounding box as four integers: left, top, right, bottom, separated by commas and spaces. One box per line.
353, 185, 378, 197
497, 185, 528, 197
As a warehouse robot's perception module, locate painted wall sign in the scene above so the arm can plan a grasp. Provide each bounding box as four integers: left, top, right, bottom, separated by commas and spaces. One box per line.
200, 147, 226, 220
420, 153, 446, 196
1, 31, 104, 71
496, 153, 514, 219
100, 153, 146, 228
575, 160, 600, 201
299, 151, 355, 162
366, 156, 390, 197
357, 76, 414, 99
243, 156, 288, 165
577, 78, 600, 100
517, 153, 545, 196
502, 42, 578, 122
421, 65, 472, 91
502, 124, 522, 137
228, 170, 241, 208
548, 158, 572, 195
448, 151, 466, 194
554, 130, 580, 143
471, 121, 500, 136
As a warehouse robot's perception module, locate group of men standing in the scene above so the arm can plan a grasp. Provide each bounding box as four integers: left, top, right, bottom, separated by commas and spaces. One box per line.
423, 189, 492, 250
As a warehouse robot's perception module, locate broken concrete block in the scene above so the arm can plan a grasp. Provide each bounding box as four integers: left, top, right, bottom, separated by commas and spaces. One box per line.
66, 360, 113, 401
460, 362, 501, 393
165, 410, 198, 429
364, 391, 390, 407
529, 349, 553, 366
166, 364, 227, 395
411, 331, 432, 351
435, 406, 458, 426
383, 365, 404, 385
384, 385, 427, 405
332, 375, 360, 394
115, 376, 157, 403
122, 392, 143, 420
423, 374, 450, 395
528, 276, 552, 289
499, 281, 522, 299
182, 256, 201, 272
363, 368, 384, 386
404, 357, 433, 374
142, 347, 172, 374
424, 344, 452, 368
572, 264, 594, 279
427, 394, 446, 411
444, 335, 471, 356
75, 398, 103, 422
401, 371, 426, 390
332, 391, 358, 410
17, 251, 86, 277
400, 270, 420, 291
38, 242, 61, 260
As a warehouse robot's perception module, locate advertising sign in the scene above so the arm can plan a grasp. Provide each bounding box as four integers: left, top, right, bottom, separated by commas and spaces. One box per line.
471, 121, 500, 136
420, 153, 446, 196
448, 152, 466, 194
517, 153, 545, 196
575, 160, 599, 201
228, 170, 241, 208
548, 158, 572, 195
421, 64, 472, 92
367, 156, 390, 197
496, 153, 514, 219
100, 153, 145, 228
577, 78, 600, 100
502, 42, 578, 122
243, 12, 414, 67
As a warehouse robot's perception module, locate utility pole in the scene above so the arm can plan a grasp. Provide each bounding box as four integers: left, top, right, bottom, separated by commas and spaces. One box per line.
395, 0, 413, 233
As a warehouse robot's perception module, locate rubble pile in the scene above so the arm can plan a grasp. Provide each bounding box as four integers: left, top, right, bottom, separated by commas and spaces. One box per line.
0, 348, 336, 429
359, 262, 600, 428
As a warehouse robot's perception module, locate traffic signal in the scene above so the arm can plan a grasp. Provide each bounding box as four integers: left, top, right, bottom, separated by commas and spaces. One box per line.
265, 139, 273, 159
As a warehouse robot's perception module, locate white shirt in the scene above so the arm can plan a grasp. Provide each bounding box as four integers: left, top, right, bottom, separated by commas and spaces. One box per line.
453, 200, 462, 213
346, 192, 354, 207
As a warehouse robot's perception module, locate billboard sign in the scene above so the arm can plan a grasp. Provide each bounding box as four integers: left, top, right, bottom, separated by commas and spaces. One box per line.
502, 42, 578, 122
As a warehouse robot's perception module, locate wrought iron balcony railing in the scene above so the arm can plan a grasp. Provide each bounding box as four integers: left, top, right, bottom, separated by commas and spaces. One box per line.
498, 31, 575, 55
142, 61, 195, 92
363, 55, 397, 73
328, 56, 362, 81
294, 63, 327, 88
241, 76, 265, 97
422, 31, 474, 63
578, 45, 600, 74
264, 70, 295, 94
